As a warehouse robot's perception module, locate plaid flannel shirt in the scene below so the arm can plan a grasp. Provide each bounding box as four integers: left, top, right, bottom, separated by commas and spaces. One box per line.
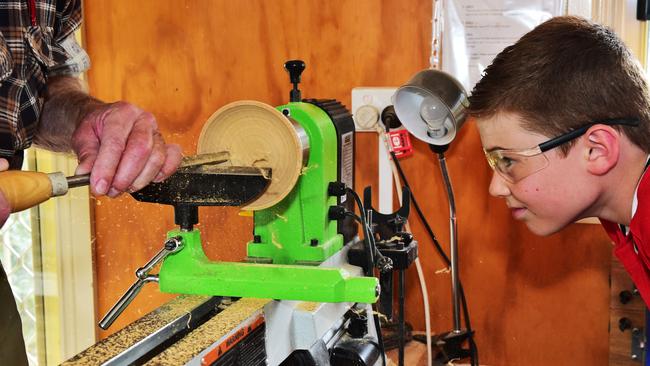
0, 0, 90, 158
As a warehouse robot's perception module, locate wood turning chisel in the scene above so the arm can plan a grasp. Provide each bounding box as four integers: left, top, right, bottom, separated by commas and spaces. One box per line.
0, 151, 231, 213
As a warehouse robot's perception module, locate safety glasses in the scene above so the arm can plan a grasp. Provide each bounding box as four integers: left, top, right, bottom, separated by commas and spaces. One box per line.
484, 117, 639, 183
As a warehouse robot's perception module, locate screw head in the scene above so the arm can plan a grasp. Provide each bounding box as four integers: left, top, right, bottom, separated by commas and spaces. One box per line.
165, 236, 183, 251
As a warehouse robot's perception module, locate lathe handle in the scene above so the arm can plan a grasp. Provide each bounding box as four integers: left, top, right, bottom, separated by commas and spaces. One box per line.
0, 171, 64, 213
98, 275, 158, 330
98, 236, 183, 330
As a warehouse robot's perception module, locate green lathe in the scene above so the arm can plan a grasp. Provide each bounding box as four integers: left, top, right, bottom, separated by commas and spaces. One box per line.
156, 98, 377, 304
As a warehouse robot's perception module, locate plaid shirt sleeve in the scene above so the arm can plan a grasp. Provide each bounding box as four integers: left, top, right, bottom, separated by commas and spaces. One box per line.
48, 0, 90, 76
0, 0, 91, 156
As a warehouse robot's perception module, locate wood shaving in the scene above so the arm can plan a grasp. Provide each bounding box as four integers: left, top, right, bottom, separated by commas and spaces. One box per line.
62, 295, 211, 365
144, 298, 271, 365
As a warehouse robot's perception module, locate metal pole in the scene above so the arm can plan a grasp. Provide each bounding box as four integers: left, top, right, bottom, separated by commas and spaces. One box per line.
438, 153, 461, 332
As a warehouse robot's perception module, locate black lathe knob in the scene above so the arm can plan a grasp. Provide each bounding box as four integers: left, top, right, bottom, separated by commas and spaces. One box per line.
284, 60, 305, 102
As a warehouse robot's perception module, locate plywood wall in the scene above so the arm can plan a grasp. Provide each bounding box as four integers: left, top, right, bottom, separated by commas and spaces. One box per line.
83, 1, 612, 364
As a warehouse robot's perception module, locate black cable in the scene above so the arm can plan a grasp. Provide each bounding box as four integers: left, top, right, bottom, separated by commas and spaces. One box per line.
372, 303, 387, 366
344, 211, 363, 223
346, 188, 373, 271
389, 151, 449, 265
344, 206, 374, 276
343, 209, 387, 366
390, 150, 479, 366
398, 269, 406, 366
460, 282, 478, 363
346, 187, 392, 273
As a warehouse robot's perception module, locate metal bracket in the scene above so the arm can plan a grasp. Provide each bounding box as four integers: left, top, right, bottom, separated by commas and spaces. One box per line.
631, 327, 646, 362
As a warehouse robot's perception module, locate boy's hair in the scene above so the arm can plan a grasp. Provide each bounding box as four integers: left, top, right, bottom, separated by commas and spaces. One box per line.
467, 16, 650, 154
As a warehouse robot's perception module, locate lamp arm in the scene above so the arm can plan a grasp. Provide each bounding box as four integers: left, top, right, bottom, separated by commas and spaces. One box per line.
437, 152, 462, 333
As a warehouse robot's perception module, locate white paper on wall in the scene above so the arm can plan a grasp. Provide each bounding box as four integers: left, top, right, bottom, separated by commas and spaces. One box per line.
440, 0, 565, 93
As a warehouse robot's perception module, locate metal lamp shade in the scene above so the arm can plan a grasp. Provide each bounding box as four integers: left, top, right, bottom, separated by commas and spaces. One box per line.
393, 69, 468, 147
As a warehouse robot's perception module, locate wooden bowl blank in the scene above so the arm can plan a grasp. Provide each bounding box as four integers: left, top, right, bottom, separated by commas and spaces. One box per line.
197, 100, 304, 210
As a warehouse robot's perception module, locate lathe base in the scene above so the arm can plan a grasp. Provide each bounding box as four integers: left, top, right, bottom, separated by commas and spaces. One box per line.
65, 295, 380, 366
66, 246, 382, 366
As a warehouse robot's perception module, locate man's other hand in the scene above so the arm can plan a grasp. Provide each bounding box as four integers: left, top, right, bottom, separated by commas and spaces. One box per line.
72, 102, 183, 197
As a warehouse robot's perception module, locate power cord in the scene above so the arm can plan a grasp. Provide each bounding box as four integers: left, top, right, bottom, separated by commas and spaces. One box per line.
330, 185, 389, 366
337, 185, 393, 274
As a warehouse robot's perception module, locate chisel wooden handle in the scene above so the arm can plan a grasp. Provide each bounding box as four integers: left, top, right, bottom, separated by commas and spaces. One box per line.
0, 171, 86, 213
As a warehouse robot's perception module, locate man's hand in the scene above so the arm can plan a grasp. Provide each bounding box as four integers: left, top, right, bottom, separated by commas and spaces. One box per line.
37, 76, 183, 198
72, 102, 183, 197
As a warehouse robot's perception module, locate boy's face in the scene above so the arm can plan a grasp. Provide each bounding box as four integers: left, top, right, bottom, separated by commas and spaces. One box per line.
476, 112, 597, 236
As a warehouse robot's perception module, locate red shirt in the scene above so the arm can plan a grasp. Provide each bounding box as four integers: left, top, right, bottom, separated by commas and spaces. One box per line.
602, 168, 650, 306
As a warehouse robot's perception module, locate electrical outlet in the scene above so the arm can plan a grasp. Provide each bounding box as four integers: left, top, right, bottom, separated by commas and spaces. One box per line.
351, 87, 399, 213
351, 87, 397, 132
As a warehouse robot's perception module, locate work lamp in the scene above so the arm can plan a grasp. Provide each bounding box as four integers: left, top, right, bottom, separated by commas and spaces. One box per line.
393, 69, 468, 150
392, 68, 469, 342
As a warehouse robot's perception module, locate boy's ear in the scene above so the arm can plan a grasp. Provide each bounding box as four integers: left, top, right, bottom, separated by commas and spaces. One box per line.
583, 125, 620, 175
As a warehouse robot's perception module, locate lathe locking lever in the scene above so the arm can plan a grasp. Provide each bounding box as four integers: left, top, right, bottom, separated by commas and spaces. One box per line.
98, 236, 184, 330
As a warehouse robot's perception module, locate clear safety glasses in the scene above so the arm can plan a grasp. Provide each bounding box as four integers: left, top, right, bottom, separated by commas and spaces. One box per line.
484, 117, 639, 183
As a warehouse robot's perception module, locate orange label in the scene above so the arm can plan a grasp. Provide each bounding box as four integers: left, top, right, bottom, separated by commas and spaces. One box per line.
201, 314, 265, 365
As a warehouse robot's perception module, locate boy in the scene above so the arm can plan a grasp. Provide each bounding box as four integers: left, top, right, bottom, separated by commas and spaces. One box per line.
467, 16, 650, 306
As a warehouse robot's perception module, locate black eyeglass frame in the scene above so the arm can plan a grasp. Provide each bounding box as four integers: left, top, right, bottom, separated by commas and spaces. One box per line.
538, 117, 640, 153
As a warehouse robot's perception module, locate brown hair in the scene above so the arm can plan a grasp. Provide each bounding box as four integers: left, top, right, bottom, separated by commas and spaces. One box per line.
467, 16, 650, 154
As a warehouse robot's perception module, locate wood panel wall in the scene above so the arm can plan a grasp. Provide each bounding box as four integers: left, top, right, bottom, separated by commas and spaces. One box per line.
610, 254, 646, 365
83, 1, 612, 365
